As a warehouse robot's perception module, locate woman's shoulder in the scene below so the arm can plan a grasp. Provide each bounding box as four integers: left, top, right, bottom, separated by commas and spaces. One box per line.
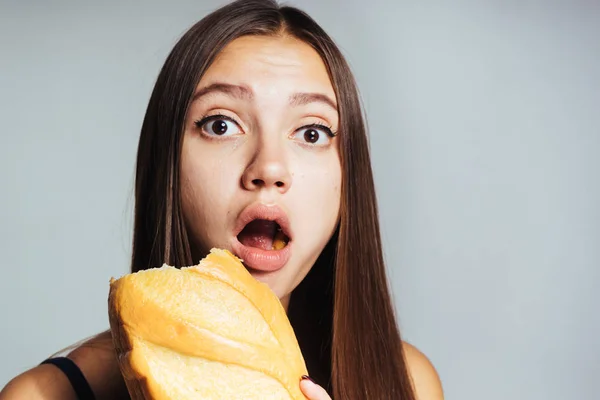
402, 341, 445, 400
0, 363, 73, 400
1, 330, 128, 400
61, 330, 129, 399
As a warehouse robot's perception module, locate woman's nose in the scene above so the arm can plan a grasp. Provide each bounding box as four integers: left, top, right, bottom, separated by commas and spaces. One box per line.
241, 142, 292, 194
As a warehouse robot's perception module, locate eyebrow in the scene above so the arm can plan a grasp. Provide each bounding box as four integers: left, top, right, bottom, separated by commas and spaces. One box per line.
288, 92, 337, 112
192, 82, 338, 111
192, 82, 253, 102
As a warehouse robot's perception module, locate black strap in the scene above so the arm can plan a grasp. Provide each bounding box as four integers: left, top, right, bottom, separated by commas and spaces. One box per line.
41, 357, 96, 400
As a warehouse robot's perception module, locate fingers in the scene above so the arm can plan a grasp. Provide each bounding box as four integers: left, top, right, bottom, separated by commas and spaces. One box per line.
299, 375, 331, 400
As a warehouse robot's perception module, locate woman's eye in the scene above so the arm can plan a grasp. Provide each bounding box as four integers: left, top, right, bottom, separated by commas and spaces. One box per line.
292, 125, 334, 145
195, 116, 242, 137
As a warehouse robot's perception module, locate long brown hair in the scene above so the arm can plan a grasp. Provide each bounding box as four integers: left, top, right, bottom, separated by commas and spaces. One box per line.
130, 0, 415, 398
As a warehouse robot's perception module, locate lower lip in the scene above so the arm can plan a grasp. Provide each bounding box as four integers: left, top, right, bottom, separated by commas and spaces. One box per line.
231, 239, 292, 272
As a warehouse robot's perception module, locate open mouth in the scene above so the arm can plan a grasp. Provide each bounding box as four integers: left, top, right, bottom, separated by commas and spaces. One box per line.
231, 204, 293, 272
236, 219, 290, 251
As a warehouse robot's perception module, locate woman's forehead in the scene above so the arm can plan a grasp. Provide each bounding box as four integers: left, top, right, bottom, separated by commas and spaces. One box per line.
196, 35, 337, 102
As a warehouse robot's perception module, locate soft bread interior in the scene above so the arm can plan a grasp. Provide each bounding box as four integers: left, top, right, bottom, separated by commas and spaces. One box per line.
108, 248, 308, 400
134, 338, 292, 399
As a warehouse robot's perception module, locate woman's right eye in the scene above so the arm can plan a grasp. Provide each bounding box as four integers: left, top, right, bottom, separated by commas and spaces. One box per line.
194, 115, 242, 137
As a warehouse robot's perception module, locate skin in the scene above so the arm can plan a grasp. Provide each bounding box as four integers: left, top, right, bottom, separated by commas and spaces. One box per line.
0, 35, 444, 400
180, 34, 342, 311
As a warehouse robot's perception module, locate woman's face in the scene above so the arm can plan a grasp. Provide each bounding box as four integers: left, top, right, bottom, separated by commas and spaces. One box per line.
180, 35, 341, 307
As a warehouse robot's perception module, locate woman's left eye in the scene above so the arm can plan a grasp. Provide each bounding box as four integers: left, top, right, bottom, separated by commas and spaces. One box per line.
291, 125, 335, 145
194, 115, 242, 137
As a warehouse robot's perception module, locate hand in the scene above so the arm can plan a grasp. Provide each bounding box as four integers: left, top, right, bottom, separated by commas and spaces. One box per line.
299, 375, 331, 400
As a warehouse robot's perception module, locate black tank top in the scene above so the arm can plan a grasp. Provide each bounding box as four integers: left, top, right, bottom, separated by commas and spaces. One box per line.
40, 357, 96, 400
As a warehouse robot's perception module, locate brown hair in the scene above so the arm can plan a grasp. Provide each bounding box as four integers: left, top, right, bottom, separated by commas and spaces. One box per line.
130, 0, 416, 399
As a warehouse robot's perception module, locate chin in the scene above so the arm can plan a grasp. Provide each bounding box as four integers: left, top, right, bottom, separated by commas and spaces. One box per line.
249, 268, 301, 304
245, 267, 286, 292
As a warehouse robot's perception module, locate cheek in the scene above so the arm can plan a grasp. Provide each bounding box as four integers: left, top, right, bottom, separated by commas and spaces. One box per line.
292, 155, 342, 232
319, 154, 342, 206
180, 142, 237, 239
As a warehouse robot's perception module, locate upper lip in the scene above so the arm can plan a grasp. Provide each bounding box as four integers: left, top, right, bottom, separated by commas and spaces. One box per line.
233, 203, 293, 241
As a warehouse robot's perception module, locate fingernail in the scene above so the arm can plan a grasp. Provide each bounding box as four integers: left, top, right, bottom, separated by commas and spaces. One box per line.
301, 375, 316, 383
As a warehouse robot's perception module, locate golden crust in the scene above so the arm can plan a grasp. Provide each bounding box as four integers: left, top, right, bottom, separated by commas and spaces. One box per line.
108, 248, 308, 400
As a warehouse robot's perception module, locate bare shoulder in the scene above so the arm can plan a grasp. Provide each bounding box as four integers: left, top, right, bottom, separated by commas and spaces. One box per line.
1, 362, 77, 399
402, 341, 444, 400
1, 330, 127, 400
65, 330, 128, 400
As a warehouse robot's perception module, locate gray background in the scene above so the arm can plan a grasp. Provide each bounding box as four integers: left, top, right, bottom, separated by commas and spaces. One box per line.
1, 0, 599, 398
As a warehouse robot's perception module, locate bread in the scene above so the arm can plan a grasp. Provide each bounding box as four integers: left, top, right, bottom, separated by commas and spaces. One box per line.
108, 248, 308, 399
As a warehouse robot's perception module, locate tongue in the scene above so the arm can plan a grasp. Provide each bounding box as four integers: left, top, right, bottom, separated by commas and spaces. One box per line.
237, 220, 277, 251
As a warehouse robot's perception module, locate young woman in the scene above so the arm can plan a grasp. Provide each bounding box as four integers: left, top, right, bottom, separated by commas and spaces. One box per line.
1, 0, 443, 399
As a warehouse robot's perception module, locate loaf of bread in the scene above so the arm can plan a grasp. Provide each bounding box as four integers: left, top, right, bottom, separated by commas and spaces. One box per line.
108, 248, 308, 399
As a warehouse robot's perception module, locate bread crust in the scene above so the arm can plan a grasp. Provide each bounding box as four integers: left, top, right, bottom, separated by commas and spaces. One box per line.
108, 248, 308, 400
108, 282, 159, 400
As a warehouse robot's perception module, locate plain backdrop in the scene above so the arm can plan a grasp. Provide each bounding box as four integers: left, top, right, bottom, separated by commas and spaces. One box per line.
1, 0, 599, 398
